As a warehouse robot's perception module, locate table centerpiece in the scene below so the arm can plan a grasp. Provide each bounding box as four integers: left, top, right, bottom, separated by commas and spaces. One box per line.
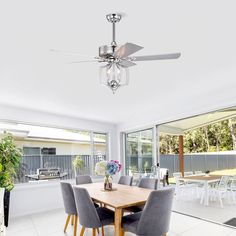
95, 160, 121, 191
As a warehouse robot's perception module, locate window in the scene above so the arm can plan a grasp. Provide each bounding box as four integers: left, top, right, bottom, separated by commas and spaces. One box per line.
125, 128, 153, 175
0, 122, 108, 183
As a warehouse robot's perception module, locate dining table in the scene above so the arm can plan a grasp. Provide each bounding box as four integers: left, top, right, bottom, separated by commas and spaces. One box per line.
74, 182, 153, 236
179, 175, 222, 206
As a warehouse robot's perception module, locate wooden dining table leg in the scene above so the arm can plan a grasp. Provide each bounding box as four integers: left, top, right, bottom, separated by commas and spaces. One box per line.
115, 208, 123, 236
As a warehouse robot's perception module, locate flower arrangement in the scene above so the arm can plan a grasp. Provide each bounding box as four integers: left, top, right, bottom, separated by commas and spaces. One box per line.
95, 160, 121, 190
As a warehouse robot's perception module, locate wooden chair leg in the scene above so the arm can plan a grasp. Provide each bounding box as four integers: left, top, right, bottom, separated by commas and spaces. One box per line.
71, 215, 74, 225
80, 226, 85, 236
73, 215, 78, 236
64, 215, 71, 233
121, 228, 125, 236
92, 228, 96, 236
102, 226, 105, 236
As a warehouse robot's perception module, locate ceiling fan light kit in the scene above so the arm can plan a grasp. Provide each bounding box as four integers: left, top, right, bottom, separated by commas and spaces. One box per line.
53, 13, 181, 94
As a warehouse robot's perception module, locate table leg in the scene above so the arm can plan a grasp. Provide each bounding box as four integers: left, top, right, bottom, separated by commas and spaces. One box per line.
115, 208, 122, 236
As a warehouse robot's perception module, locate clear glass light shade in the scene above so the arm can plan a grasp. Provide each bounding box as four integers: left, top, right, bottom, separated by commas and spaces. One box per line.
99, 63, 129, 93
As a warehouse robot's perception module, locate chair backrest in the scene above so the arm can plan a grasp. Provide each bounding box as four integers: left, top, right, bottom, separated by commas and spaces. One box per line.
73, 187, 101, 228
118, 176, 133, 186
137, 188, 175, 236
173, 172, 182, 178
230, 175, 236, 190
76, 175, 92, 185
194, 171, 203, 175
218, 176, 230, 190
138, 178, 157, 190
60, 182, 77, 215
184, 171, 193, 176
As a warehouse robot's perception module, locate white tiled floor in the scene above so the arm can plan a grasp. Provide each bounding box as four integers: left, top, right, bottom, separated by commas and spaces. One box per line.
172, 194, 236, 224
6, 209, 236, 236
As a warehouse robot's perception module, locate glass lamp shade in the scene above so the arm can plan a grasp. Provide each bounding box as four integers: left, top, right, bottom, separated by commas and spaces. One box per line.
99, 63, 129, 93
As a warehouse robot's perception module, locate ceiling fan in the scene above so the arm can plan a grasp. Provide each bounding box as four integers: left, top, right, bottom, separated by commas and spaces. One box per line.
52, 13, 181, 93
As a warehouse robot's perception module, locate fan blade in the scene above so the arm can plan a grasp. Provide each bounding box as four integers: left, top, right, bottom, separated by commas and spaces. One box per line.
114, 43, 143, 58
118, 60, 136, 67
132, 53, 181, 61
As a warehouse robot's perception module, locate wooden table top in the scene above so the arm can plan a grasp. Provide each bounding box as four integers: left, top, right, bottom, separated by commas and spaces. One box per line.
73, 183, 153, 209
180, 175, 222, 181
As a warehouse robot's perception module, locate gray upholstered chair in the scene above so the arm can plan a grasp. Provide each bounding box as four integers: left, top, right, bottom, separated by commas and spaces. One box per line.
73, 186, 114, 236
118, 175, 133, 186
121, 188, 175, 236
60, 182, 78, 236
138, 177, 157, 189
76, 175, 99, 208
125, 177, 157, 213
76, 175, 92, 185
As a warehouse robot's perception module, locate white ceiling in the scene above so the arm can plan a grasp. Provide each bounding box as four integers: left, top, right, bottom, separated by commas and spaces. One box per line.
0, 0, 236, 126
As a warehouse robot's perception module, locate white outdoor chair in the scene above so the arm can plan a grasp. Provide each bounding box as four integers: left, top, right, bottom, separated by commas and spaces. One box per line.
194, 171, 203, 175
209, 175, 230, 208
173, 172, 201, 200
184, 171, 194, 176
229, 175, 236, 204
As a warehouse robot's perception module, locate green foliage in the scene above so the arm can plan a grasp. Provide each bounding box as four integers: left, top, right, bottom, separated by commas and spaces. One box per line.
160, 118, 236, 154
0, 133, 22, 191
72, 156, 84, 169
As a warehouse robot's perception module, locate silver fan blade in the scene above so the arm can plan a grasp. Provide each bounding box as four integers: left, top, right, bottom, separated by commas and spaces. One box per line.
114, 43, 143, 58
50, 49, 98, 59
132, 53, 181, 61
118, 60, 136, 67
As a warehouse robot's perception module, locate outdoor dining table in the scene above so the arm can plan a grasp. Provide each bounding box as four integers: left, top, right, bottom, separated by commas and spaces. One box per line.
74, 182, 152, 236
179, 175, 222, 206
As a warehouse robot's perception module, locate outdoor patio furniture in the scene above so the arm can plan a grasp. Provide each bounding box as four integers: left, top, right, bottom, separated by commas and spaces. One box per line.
229, 175, 236, 204
174, 173, 200, 200
184, 171, 194, 176
209, 175, 230, 208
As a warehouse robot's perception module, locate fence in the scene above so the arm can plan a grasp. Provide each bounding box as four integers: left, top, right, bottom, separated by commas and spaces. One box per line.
17, 154, 105, 183
126, 153, 236, 177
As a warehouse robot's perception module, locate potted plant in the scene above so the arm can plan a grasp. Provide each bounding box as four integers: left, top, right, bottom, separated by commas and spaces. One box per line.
72, 156, 84, 177
0, 133, 22, 227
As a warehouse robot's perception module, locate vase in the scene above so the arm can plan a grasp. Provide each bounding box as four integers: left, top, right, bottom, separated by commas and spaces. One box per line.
104, 175, 112, 191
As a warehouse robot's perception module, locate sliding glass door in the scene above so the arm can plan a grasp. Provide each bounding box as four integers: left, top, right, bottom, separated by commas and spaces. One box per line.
125, 128, 153, 174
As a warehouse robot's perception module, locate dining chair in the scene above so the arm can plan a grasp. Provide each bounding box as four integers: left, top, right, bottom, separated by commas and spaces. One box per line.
125, 178, 157, 213
76, 175, 93, 185
137, 177, 157, 189
194, 171, 203, 175
209, 175, 230, 208
118, 175, 133, 186
121, 188, 175, 236
174, 172, 199, 200
230, 175, 236, 204
76, 175, 99, 208
60, 182, 78, 236
184, 171, 194, 176
73, 186, 114, 236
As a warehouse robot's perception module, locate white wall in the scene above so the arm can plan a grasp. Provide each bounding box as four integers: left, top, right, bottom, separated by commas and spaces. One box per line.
0, 104, 119, 218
